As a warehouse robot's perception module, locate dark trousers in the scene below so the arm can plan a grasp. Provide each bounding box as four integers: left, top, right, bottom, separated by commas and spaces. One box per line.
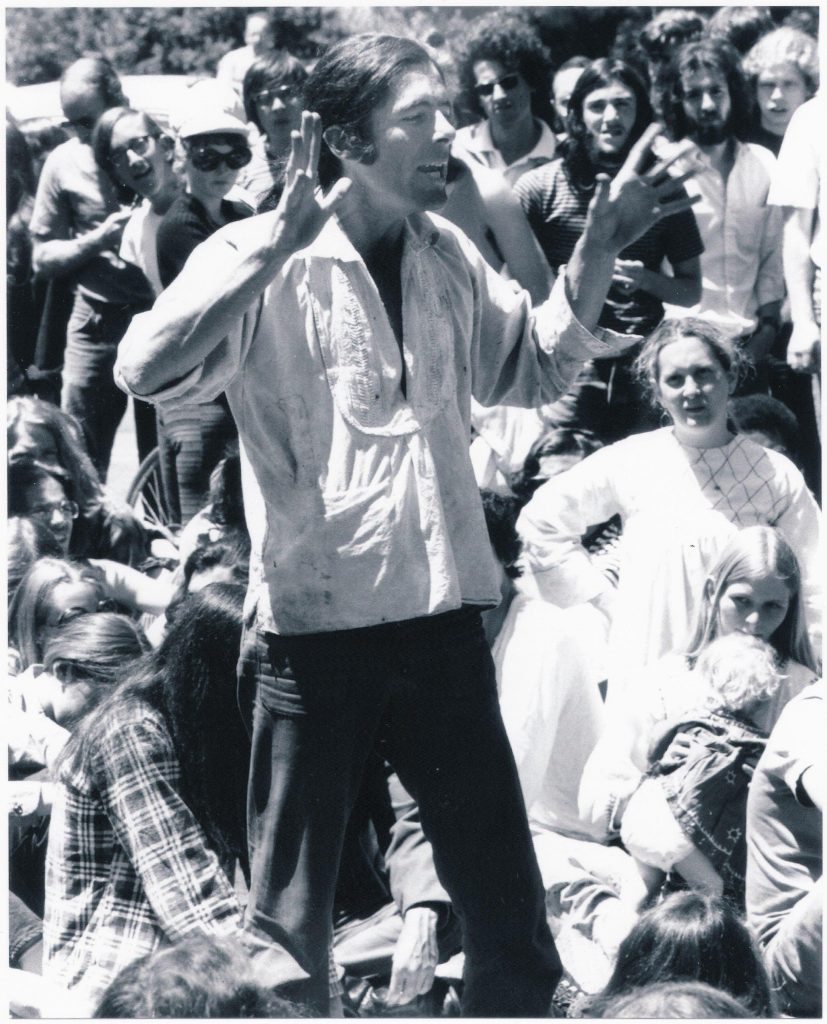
61, 293, 136, 482
244, 607, 560, 1016
157, 397, 237, 527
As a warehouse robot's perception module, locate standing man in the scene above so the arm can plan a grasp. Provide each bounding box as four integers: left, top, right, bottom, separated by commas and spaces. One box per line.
116, 34, 696, 1017
454, 13, 557, 187
660, 39, 785, 392
216, 11, 278, 97
30, 57, 155, 478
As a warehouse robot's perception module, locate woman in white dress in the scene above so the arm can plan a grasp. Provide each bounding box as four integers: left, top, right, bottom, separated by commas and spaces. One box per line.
516, 316, 821, 702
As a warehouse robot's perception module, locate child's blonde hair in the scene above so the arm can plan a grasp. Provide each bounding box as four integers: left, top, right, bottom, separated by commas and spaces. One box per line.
696, 634, 783, 714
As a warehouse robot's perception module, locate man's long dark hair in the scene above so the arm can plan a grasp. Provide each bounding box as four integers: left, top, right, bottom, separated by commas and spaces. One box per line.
661, 38, 755, 143
562, 59, 653, 193
58, 583, 249, 869
303, 33, 437, 190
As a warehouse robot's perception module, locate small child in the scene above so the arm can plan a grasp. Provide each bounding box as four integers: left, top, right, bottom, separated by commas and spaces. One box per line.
619, 634, 782, 905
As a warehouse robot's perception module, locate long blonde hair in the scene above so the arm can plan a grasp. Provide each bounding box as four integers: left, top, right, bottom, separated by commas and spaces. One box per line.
684, 526, 818, 672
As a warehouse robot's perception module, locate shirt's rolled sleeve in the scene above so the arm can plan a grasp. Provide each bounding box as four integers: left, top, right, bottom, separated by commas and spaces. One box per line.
471, 242, 640, 408
114, 231, 258, 405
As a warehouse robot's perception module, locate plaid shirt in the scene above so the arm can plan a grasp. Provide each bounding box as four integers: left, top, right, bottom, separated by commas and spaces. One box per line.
43, 699, 242, 1007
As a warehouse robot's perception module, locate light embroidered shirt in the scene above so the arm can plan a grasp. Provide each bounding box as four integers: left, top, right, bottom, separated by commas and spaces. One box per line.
453, 118, 557, 188
116, 211, 628, 636
660, 139, 784, 336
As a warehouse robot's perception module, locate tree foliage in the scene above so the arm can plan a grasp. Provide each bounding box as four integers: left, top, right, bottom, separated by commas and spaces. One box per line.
5, 5, 818, 87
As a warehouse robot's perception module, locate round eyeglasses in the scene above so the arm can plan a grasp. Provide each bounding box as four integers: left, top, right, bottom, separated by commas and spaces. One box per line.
110, 134, 154, 166
28, 499, 80, 524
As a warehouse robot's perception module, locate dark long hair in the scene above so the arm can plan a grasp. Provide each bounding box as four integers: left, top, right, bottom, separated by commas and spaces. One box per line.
91, 106, 170, 193
59, 584, 249, 866
562, 58, 653, 192
588, 892, 776, 1017
661, 38, 755, 143
303, 33, 437, 190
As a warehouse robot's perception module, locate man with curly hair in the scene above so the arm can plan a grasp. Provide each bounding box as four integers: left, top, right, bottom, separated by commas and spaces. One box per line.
454, 12, 556, 187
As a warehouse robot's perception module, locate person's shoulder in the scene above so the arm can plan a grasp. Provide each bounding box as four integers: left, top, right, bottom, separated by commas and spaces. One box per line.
731, 433, 805, 485
784, 96, 823, 137
159, 192, 200, 224
514, 156, 562, 196
609, 425, 671, 457
96, 699, 172, 765
38, 137, 83, 181
739, 140, 777, 174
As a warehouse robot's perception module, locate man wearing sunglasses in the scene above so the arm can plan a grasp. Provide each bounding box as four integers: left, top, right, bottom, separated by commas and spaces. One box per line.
454, 13, 557, 188
30, 57, 155, 480
117, 33, 698, 1017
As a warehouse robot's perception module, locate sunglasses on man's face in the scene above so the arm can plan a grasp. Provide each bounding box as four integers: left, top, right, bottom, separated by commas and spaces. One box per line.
474, 73, 522, 99
185, 143, 253, 172
253, 85, 300, 105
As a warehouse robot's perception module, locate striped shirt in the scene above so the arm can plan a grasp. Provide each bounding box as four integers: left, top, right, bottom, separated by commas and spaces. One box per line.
516, 157, 703, 338
44, 700, 242, 1007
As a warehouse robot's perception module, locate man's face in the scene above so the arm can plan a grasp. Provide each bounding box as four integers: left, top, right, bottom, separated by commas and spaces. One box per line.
755, 62, 808, 136
245, 15, 273, 56
60, 80, 109, 145
254, 81, 304, 157
582, 80, 637, 165
347, 64, 455, 218
680, 66, 732, 146
552, 66, 585, 126
472, 59, 533, 133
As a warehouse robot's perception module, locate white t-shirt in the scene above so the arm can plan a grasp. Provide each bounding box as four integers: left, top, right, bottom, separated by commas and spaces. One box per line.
120, 200, 164, 297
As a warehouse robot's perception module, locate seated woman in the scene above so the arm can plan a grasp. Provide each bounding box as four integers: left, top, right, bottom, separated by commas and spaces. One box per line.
7, 396, 151, 566
9, 614, 149, 934
518, 319, 821, 702
7, 466, 173, 652
580, 526, 819, 839
578, 892, 776, 1018
8, 558, 113, 673
43, 584, 251, 1010
7, 516, 64, 608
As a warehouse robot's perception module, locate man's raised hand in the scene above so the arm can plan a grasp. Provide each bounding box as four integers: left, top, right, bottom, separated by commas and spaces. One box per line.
269, 111, 351, 256
586, 124, 699, 255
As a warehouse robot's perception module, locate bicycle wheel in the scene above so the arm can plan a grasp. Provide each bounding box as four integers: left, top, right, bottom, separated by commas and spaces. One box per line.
126, 446, 179, 538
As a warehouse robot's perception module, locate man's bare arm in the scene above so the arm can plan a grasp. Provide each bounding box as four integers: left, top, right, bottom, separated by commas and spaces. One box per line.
782, 206, 820, 373
117, 113, 350, 397
32, 209, 132, 278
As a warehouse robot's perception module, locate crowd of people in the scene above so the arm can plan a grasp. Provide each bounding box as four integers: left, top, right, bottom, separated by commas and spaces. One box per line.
6, 6, 823, 1019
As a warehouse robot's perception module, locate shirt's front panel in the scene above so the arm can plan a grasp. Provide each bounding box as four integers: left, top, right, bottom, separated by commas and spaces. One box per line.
661, 141, 784, 335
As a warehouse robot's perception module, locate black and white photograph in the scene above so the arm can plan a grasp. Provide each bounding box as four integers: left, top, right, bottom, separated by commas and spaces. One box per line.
5, 4, 823, 1018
